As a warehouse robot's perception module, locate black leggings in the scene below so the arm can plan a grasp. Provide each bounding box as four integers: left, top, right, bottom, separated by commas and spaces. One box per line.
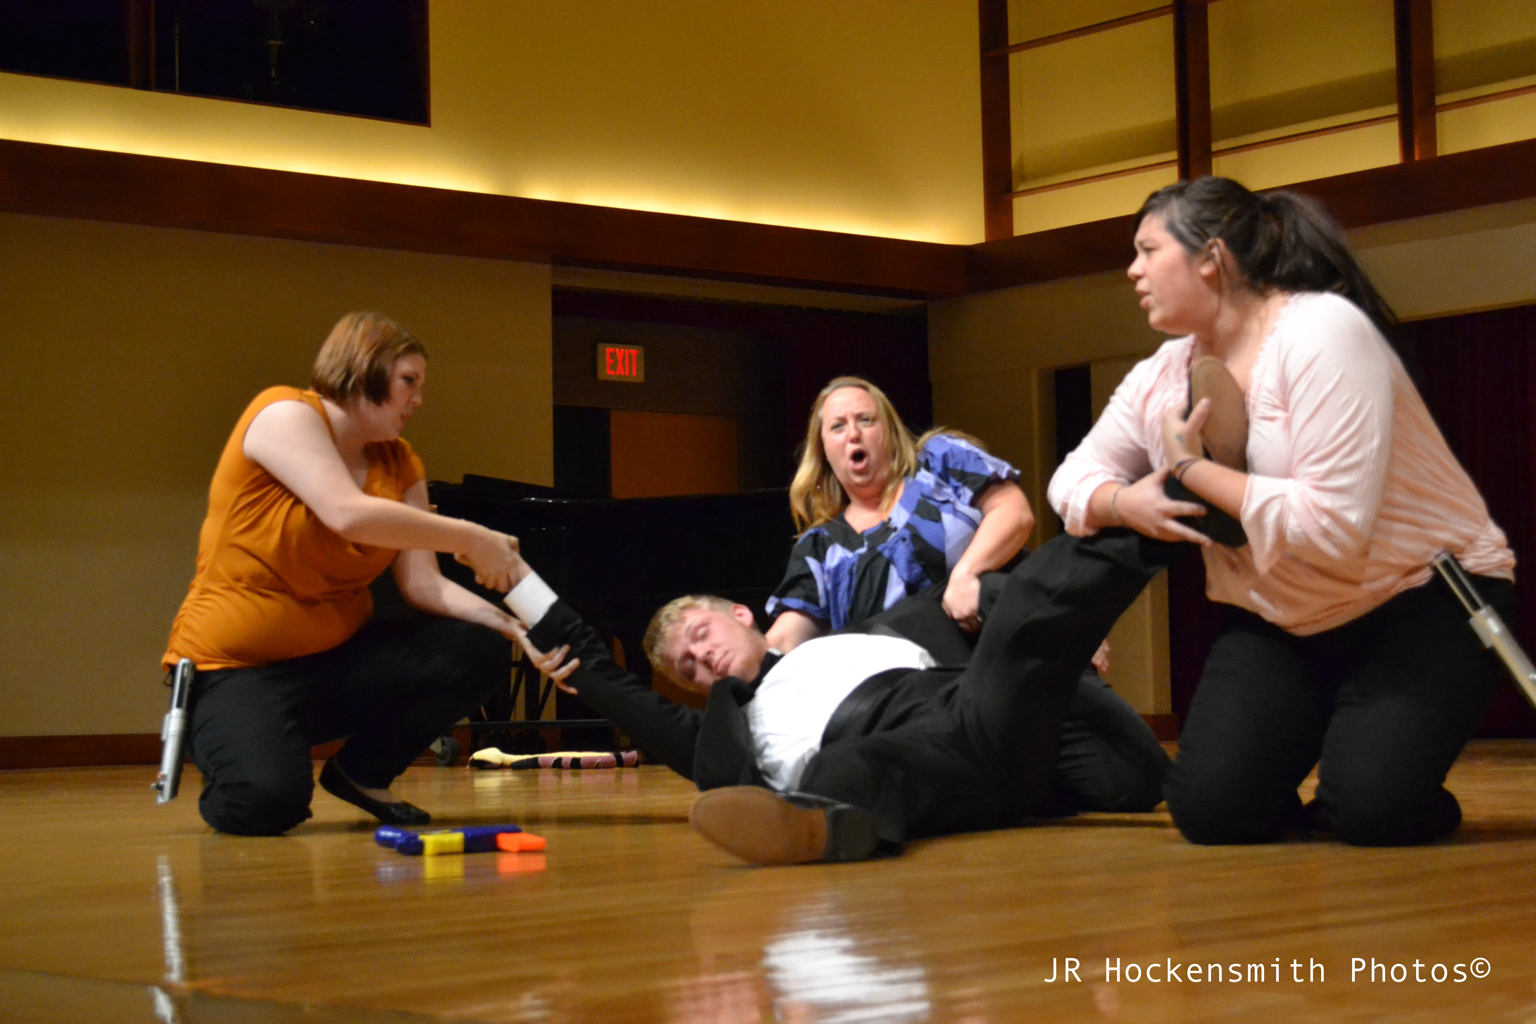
1165, 575, 1513, 847
189, 616, 508, 836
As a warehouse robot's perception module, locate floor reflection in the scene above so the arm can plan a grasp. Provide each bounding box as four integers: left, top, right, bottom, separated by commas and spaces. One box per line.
157, 855, 186, 987
672, 881, 933, 1024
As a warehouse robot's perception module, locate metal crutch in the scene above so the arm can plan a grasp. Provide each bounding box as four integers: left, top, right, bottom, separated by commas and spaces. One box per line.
1432, 552, 1536, 710
152, 658, 195, 803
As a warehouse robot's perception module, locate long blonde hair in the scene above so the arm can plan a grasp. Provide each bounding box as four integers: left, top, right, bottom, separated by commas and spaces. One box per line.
788, 377, 919, 534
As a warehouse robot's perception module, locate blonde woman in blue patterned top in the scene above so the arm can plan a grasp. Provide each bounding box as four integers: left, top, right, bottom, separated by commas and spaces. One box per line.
761, 376, 1165, 814
764, 376, 1035, 653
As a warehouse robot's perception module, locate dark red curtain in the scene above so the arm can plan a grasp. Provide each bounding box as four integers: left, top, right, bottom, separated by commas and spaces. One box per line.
1169, 301, 1536, 736
1400, 303, 1536, 735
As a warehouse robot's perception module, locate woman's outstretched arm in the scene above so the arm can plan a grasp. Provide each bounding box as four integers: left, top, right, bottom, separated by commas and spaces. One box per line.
243, 398, 520, 590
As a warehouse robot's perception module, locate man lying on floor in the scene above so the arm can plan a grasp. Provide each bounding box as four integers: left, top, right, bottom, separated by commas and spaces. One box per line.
499, 531, 1175, 865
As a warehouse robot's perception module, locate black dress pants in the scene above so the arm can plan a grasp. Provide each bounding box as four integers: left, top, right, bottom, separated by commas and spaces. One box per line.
1053, 668, 1171, 814
189, 616, 509, 836
1165, 575, 1513, 847
856, 578, 1170, 816
798, 529, 1175, 843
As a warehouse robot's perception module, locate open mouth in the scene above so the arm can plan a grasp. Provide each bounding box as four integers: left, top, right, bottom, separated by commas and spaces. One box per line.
848, 449, 868, 470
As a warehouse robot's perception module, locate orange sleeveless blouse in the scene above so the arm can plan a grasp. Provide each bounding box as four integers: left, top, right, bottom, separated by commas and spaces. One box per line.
162, 386, 426, 670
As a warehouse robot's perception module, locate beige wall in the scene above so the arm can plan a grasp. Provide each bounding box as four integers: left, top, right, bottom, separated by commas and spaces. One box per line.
0, 1, 983, 244
930, 271, 1166, 711
929, 200, 1536, 713
0, 212, 551, 736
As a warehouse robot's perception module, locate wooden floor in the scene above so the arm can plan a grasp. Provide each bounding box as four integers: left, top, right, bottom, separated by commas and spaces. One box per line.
4, 744, 1536, 1024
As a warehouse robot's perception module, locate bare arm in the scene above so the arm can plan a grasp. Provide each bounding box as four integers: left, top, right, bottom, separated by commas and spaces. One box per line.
944, 480, 1034, 629
390, 482, 524, 636
243, 399, 520, 590
763, 610, 823, 654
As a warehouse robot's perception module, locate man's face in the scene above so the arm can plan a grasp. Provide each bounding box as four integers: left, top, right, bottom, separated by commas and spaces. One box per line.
661, 605, 769, 691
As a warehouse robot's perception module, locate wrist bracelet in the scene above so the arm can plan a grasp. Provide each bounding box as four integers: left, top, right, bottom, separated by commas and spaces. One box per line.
1172, 456, 1202, 483
1109, 486, 1124, 524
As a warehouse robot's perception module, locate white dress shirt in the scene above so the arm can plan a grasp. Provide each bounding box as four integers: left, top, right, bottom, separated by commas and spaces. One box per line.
747, 633, 934, 791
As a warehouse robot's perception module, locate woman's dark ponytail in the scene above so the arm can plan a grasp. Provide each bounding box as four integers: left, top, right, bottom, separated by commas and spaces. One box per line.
1262, 191, 1397, 335
1134, 177, 1398, 337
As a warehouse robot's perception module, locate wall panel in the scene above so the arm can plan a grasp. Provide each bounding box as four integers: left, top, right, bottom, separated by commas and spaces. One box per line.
0, 212, 551, 736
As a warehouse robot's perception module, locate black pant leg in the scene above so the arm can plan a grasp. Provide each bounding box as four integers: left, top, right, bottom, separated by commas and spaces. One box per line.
319, 616, 510, 788
1163, 609, 1329, 844
797, 714, 1001, 844
190, 661, 321, 836
800, 531, 1175, 841
955, 530, 1176, 814
1314, 578, 1510, 846
1053, 668, 1171, 813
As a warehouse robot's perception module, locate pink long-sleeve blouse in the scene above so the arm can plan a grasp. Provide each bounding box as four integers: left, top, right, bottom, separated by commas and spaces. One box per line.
1048, 292, 1514, 635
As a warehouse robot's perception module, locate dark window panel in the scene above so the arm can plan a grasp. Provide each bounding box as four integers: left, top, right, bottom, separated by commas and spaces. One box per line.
0, 0, 428, 124
0, 0, 132, 86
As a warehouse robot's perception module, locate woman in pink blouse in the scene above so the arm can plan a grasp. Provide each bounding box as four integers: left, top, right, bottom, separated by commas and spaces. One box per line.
1049, 176, 1515, 846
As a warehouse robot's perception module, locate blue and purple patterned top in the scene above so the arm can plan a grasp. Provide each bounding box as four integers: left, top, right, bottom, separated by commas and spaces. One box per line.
767, 434, 1021, 631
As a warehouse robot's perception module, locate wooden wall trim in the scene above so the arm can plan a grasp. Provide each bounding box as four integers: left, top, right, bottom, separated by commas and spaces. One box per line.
5, 133, 1536, 300
967, 135, 1536, 292
1394, 0, 1437, 161
1173, 0, 1212, 180
0, 138, 968, 298
978, 0, 1014, 241
0, 734, 165, 770
966, 214, 1141, 293
992, 6, 1174, 57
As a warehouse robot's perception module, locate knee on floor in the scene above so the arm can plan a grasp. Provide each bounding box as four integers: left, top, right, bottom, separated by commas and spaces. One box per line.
1164, 775, 1287, 845
1323, 785, 1461, 847
200, 770, 313, 836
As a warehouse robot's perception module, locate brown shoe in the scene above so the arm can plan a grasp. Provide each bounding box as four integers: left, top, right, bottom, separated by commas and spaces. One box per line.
688, 787, 881, 866
1189, 356, 1248, 471
1165, 357, 1249, 547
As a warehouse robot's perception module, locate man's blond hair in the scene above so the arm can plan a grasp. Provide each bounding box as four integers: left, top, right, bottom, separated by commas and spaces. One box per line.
642, 594, 737, 686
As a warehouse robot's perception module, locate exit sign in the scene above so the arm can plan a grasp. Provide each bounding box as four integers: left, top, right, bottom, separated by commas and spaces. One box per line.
596, 343, 645, 382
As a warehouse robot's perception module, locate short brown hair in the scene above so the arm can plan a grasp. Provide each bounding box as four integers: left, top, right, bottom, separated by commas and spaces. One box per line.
642, 594, 737, 686
311, 312, 427, 404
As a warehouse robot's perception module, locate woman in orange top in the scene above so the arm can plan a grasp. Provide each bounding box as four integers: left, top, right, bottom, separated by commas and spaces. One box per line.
164, 312, 542, 835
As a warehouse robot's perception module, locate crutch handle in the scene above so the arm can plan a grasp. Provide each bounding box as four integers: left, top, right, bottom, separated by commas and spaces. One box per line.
1433, 553, 1536, 711
152, 658, 195, 803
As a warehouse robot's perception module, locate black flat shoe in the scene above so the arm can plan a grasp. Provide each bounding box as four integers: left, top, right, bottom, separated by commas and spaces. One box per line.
319, 760, 431, 826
